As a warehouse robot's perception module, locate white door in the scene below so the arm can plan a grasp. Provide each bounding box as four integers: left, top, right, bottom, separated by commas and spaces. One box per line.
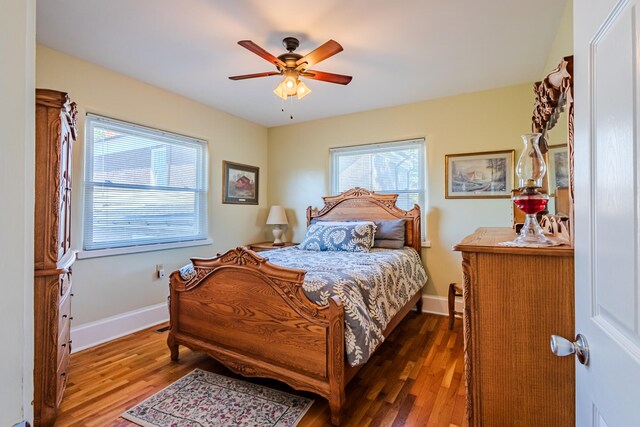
574, 0, 640, 425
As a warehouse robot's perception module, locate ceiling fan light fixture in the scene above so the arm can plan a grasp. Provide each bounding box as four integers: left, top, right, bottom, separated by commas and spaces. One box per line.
273, 82, 288, 100
296, 81, 311, 99
230, 37, 352, 104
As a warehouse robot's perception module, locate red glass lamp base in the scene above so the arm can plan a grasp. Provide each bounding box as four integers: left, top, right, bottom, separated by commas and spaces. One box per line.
512, 190, 553, 245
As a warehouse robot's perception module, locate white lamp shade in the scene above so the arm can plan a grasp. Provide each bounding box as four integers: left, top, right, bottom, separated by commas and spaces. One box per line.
273, 82, 288, 100
296, 81, 311, 99
266, 205, 288, 225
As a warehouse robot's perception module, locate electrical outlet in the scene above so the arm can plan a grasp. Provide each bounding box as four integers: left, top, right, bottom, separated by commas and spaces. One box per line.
156, 264, 165, 279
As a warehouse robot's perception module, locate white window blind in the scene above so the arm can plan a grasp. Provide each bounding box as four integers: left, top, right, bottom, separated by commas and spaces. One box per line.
330, 138, 427, 214
83, 114, 208, 251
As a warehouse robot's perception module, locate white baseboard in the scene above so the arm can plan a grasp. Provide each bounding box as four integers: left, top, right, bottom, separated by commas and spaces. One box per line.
421, 294, 463, 316
70, 302, 169, 353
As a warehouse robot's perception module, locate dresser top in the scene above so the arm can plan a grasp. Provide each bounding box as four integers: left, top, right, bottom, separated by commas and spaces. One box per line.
453, 227, 574, 257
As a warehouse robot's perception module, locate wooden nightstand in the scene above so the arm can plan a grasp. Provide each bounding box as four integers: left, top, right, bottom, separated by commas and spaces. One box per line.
247, 241, 297, 252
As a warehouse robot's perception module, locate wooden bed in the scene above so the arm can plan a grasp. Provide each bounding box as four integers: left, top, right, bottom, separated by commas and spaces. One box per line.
167, 188, 425, 425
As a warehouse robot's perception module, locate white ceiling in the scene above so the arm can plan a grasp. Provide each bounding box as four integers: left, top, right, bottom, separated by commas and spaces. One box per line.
36, 0, 567, 128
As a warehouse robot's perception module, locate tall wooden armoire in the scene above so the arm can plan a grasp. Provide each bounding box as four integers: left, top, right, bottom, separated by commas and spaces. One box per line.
33, 89, 77, 427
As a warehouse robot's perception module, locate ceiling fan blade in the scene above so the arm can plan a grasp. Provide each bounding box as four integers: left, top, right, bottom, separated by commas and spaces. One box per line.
296, 40, 343, 68
228, 71, 281, 81
302, 70, 352, 85
238, 40, 286, 68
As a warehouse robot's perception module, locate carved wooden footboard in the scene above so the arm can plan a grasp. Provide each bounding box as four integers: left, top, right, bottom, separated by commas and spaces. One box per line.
168, 188, 425, 425
168, 247, 346, 425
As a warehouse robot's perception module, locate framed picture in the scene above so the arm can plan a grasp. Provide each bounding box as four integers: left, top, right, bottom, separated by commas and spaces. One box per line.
222, 161, 259, 204
445, 149, 515, 199
547, 144, 569, 196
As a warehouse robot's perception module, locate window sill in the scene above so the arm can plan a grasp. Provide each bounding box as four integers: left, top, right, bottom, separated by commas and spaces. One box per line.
77, 238, 213, 260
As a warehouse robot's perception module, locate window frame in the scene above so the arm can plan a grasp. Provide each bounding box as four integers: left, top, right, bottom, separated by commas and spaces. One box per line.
79, 114, 210, 258
329, 138, 428, 243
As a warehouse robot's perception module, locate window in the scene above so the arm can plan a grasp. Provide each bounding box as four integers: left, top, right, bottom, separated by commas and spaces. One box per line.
330, 138, 427, 228
83, 114, 208, 253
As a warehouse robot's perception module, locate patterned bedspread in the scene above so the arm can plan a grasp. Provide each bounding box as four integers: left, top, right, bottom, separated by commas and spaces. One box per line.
257, 246, 426, 366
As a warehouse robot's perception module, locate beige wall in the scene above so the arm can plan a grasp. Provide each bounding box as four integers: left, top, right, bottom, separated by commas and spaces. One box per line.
1, 0, 35, 424
36, 45, 269, 325
268, 84, 533, 298
543, 0, 574, 75
540, 0, 573, 143
543, 0, 573, 213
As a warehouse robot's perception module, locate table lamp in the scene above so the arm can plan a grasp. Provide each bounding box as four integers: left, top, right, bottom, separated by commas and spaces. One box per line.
266, 205, 288, 246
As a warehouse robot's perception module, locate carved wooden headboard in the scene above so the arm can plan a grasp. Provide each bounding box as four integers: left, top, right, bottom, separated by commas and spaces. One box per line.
306, 187, 422, 255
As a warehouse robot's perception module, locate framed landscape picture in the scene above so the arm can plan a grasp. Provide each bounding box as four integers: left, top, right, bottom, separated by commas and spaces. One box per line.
547, 144, 569, 196
445, 149, 515, 199
222, 161, 259, 204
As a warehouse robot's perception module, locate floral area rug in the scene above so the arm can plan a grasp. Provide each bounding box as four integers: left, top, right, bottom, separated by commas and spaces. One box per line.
122, 369, 313, 427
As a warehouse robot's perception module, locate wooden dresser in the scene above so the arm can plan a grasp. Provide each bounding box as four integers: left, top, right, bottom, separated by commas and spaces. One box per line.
453, 228, 574, 427
34, 89, 77, 427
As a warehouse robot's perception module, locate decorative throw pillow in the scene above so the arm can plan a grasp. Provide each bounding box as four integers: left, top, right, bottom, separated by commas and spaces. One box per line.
373, 219, 406, 249
299, 222, 376, 252
313, 220, 376, 247
179, 263, 196, 281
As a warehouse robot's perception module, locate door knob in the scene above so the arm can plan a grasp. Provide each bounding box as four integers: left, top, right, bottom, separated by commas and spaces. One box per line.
550, 334, 589, 365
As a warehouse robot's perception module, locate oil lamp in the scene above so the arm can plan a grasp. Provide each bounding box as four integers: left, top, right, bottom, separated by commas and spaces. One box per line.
512, 133, 553, 245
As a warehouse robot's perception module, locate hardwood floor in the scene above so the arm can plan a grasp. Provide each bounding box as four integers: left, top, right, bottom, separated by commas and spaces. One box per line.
57, 312, 466, 426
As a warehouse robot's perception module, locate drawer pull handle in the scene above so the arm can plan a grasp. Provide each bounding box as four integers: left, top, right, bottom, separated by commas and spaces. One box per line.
61, 372, 66, 377
61, 343, 66, 347
70, 317, 74, 321
62, 314, 67, 319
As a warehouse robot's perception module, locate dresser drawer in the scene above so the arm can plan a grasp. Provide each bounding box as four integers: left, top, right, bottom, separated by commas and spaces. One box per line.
58, 291, 72, 334
57, 323, 71, 367
56, 355, 69, 407
60, 270, 72, 296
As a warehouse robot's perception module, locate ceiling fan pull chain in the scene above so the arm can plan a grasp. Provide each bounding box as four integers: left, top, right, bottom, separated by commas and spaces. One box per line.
288, 95, 294, 120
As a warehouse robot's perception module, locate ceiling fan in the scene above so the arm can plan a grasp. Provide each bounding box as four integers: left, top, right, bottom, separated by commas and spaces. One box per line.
229, 37, 352, 100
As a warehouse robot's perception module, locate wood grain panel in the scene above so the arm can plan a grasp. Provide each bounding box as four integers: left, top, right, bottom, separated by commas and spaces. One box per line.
178, 270, 327, 377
